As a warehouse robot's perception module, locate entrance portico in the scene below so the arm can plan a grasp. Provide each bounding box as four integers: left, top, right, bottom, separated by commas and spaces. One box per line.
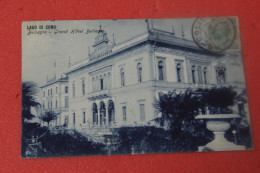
89, 93, 115, 127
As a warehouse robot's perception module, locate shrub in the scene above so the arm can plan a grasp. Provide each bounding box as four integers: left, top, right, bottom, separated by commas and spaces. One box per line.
112, 126, 175, 154
199, 87, 237, 114
39, 131, 105, 157
111, 125, 213, 154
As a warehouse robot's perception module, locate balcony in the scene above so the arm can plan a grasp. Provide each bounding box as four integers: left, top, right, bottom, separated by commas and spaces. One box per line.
87, 89, 111, 101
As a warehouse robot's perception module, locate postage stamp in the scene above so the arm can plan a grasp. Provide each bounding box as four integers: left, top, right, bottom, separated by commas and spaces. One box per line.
22, 17, 253, 158
192, 17, 236, 52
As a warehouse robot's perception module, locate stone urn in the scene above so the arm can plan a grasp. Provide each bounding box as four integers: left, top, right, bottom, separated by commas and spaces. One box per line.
195, 114, 246, 151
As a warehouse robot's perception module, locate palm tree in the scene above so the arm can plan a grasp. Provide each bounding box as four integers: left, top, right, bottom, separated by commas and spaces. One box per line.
199, 87, 238, 114
153, 89, 201, 129
22, 81, 40, 122
153, 89, 211, 152
21, 81, 40, 157
39, 110, 60, 128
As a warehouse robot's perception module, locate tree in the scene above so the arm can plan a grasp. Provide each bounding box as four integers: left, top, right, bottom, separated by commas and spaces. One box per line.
153, 89, 201, 128
39, 110, 60, 127
22, 81, 41, 157
153, 89, 213, 152
22, 81, 40, 121
199, 87, 238, 114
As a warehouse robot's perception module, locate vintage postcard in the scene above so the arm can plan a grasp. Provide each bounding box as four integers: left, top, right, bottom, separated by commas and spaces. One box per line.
22, 17, 253, 158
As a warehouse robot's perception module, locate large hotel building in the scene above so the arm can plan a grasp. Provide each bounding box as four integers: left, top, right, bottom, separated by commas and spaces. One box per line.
40, 21, 246, 129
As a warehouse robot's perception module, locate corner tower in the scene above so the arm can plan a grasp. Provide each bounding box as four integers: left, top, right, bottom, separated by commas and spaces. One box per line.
92, 25, 109, 50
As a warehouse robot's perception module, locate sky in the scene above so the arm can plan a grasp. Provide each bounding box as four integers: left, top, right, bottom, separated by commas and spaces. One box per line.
22, 18, 196, 86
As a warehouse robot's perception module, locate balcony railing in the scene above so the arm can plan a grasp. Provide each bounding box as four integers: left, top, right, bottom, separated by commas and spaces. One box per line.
87, 89, 111, 100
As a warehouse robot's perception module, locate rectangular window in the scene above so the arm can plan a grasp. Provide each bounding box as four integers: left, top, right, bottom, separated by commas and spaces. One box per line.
48, 90, 49, 96
73, 113, 76, 124
72, 84, 75, 97
50, 101, 52, 109
158, 61, 164, 81
65, 86, 68, 93
65, 97, 68, 108
121, 69, 125, 86
82, 80, 85, 95
122, 106, 126, 121
64, 116, 69, 126
83, 112, 86, 123
176, 62, 183, 83
56, 87, 58, 94
55, 99, 58, 108
43, 91, 45, 97
51, 89, 53, 95
140, 104, 145, 121
100, 79, 104, 90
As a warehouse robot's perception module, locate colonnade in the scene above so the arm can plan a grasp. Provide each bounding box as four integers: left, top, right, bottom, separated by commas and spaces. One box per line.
91, 99, 115, 126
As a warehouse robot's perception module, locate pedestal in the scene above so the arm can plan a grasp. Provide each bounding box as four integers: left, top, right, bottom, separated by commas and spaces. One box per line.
196, 114, 246, 151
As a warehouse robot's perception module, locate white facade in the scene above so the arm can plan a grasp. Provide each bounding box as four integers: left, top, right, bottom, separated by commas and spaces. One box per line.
64, 25, 247, 130
40, 76, 69, 127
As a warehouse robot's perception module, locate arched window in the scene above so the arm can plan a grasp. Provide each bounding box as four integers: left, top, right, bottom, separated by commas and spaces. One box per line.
158, 61, 164, 81
198, 66, 202, 83
120, 68, 125, 86
192, 65, 196, 84
72, 83, 75, 97
176, 63, 182, 82
137, 63, 142, 83
203, 67, 207, 84
100, 102, 106, 125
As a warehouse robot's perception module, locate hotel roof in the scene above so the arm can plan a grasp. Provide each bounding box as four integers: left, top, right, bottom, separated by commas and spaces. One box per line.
67, 26, 220, 75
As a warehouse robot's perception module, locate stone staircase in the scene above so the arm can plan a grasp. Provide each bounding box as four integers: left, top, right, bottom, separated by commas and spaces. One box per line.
78, 126, 114, 144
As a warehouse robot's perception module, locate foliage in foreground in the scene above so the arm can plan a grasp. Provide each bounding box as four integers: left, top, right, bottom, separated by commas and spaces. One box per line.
153, 89, 202, 128
152, 87, 252, 151
39, 130, 105, 157
22, 81, 41, 156
112, 126, 213, 154
22, 81, 40, 121
198, 87, 238, 114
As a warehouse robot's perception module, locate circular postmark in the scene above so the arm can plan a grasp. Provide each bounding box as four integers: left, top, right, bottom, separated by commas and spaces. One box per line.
192, 17, 236, 52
